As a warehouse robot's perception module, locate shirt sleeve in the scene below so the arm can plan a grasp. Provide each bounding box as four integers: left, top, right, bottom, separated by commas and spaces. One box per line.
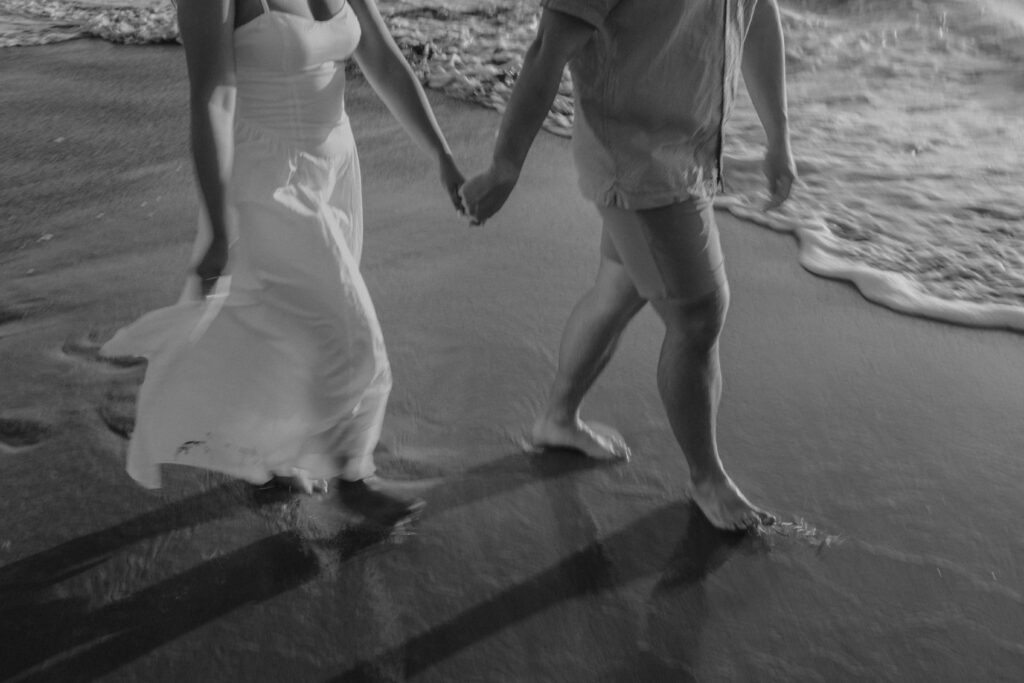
540, 0, 620, 29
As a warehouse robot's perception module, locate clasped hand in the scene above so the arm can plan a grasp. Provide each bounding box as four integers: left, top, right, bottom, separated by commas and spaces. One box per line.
454, 146, 795, 223
457, 159, 520, 226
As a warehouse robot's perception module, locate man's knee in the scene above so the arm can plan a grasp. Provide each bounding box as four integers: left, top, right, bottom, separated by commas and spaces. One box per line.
651, 284, 730, 347
594, 257, 646, 316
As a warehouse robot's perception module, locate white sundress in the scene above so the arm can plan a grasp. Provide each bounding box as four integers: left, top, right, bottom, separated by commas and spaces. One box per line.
102, 0, 391, 488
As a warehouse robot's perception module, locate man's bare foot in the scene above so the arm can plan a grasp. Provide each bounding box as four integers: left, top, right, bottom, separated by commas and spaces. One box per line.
335, 476, 425, 528
689, 474, 775, 532
530, 416, 631, 461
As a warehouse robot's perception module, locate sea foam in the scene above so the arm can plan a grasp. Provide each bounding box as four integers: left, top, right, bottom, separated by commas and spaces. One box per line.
719, 0, 1024, 331
2, 0, 1023, 332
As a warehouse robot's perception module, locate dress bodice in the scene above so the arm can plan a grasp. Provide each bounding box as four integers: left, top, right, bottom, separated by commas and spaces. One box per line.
234, 1, 360, 73
232, 1, 361, 153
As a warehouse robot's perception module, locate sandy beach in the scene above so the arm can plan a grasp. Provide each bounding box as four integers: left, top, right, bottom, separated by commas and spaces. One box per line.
1, 40, 1023, 682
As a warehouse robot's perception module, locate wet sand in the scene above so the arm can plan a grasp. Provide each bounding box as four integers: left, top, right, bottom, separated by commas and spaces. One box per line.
1, 41, 1023, 682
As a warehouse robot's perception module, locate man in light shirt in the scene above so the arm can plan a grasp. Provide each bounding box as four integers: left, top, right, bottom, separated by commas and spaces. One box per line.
462, 0, 796, 531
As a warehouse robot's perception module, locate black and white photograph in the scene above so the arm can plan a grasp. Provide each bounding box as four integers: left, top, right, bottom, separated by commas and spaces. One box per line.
1, 0, 1022, 680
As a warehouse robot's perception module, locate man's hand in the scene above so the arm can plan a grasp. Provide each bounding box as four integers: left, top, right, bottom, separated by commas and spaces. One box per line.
459, 160, 520, 225
763, 142, 797, 210
458, 9, 593, 226
195, 235, 228, 297
439, 152, 466, 216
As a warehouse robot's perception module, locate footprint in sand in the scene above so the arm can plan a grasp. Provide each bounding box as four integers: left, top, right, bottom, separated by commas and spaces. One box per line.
98, 377, 141, 439
0, 297, 51, 336
0, 305, 26, 326
60, 330, 145, 368
54, 331, 144, 439
0, 415, 53, 452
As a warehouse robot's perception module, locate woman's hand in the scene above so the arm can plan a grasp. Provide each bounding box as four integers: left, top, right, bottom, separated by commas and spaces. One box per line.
439, 152, 466, 216
459, 159, 520, 226
763, 142, 797, 211
195, 235, 229, 296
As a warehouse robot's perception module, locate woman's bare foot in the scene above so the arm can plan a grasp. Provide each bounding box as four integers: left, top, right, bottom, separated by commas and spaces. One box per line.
335, 476, 425, 528
530, 416, 631, 461
689, 474, 775, 532
260, 474, 329, 495
258, 475, 329, 497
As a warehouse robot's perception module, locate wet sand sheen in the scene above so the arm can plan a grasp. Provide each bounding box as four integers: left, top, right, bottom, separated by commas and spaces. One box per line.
1, 41, 1023, 681
5, 0, 1024, 330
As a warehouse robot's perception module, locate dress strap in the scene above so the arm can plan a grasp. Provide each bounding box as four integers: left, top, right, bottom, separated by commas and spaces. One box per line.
257, 0, 270, 14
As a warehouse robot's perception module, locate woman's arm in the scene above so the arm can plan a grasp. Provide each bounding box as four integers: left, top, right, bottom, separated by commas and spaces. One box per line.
459, 8, 594, 223
176, 0, 237, 291
347, 0, 463, 211
741, 0, 796, 208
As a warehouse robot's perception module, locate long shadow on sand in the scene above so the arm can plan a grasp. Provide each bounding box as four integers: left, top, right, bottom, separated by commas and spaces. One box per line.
0, 484, 285, 680
1, 532, 319, 682
0, 484, 241, 593
424, 447, 607, 518
1, 448, 752, 680
0, 450, 605, 680
0, 479, 395, 680
335, 496, 751, 681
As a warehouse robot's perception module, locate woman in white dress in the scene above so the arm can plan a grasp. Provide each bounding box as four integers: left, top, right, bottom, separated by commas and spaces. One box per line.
101, 0, 464, 526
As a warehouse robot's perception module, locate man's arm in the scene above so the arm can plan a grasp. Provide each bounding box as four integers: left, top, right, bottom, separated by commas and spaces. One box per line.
741, 0, 796, 208
460, 9, 595, 223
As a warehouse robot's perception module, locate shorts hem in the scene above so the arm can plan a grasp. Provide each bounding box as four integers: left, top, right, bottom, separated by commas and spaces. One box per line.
585, 186, 718, 211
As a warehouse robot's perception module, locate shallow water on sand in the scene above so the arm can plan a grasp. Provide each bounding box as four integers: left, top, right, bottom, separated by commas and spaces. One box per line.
2, 0, 1024, 330
723, 0, 1024, 330
1, 40, 1023, 682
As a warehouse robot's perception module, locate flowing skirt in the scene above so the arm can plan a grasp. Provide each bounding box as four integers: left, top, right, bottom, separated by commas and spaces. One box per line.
102, 117, 391, 488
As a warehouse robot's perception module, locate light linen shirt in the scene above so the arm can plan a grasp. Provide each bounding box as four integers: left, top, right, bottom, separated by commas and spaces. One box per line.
542, 0, 760, 209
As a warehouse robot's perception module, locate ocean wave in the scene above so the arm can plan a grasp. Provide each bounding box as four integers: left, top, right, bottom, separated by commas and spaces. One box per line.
3, 0, 1023, 331
0, 0, 177, 46
719, 0, 1024, 330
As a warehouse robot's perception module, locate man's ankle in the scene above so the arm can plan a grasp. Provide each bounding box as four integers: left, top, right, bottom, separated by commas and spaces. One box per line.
539, 406, 579, 427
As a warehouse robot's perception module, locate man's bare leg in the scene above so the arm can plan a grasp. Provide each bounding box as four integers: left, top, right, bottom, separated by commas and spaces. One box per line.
651, 288, 774, 531
596, 200, 773, 531
532, 256, 646, 460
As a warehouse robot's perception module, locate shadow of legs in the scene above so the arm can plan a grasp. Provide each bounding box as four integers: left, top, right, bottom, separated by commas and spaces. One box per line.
3, 532, 318, 681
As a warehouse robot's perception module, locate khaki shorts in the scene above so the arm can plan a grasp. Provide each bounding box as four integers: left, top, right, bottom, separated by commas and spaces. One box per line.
598, 197, 727, 302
